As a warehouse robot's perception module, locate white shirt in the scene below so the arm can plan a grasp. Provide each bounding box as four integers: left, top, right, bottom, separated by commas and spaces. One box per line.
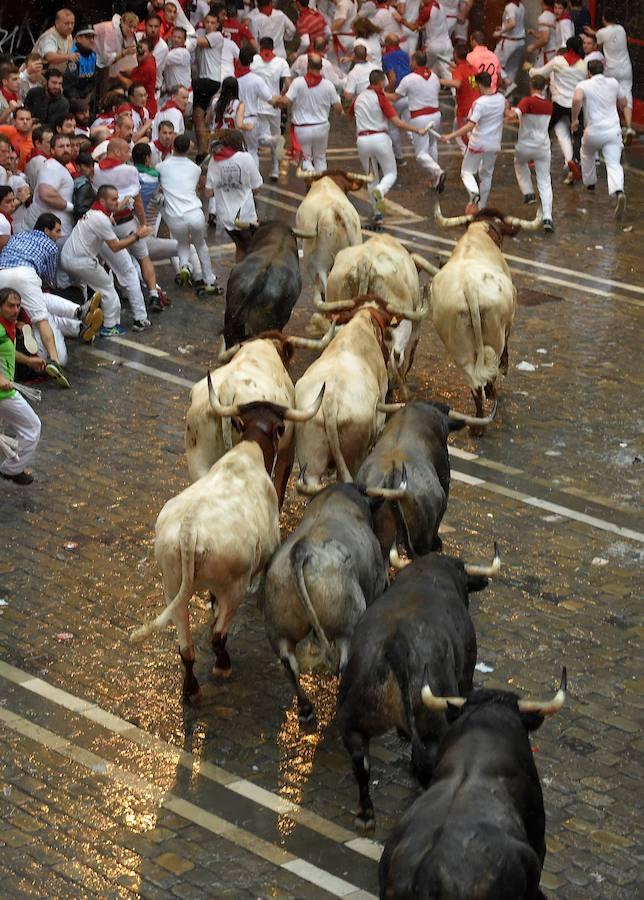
252, 54, 291, 116
595, 24, 632, 81
396, 70, 441, 114
93, 161, 140, 204
63, 208, 117, 258
423, 4, 451, 56
354, 35, 382, 65
584, 50, 605, 71
197, 30, 224, 81
190, 0, 210, 27
206, 150, 263, 231
501, 2, 525, 39
151, 103, 185, 140
344, 60, 377, 96
537, 9, 557, 58
164, 46, 193, 91
0, 212, 11, 236
577, 73, 624, 135
514, 93, 552, 152
286, 76, 339, 125
25, 155, 47, 192
555, 15, 574, 49
530, 54, 586, 108
251, 9, 296, 58
32, 158, 74, 236
354, 87, 392, 134
334, 0, 357, 33
221, 37, 240, 80
468, 92, 506, 152
291, 53, 342, 89
237, 71, 273, 118
157, 155, 203, 218
372, 6, 403, 38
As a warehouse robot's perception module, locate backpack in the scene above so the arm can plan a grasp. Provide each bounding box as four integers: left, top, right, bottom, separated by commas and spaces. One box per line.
72, 175, 96, 221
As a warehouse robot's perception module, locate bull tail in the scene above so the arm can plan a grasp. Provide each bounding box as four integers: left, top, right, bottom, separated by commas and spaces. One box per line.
384, 631, 426, 768
291, 541, 335, 669
463, 274, 499, 388
324, 392, 353, 482
130, 520, 197, 643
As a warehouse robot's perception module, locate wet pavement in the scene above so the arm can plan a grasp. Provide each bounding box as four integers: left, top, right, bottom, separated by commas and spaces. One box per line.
1, 106, 643, 899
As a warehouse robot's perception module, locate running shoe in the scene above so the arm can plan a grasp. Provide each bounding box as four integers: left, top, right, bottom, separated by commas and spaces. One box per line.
80, 308, 104, 343
132, 318, 152, 331
99, 324, 127, 337
76, 291, 102, 323
45, 359, 70, 388
21, 324, 38, 355
372, 188, 386, 214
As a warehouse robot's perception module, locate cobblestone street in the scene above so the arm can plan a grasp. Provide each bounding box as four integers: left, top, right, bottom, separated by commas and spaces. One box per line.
1, 112, 643, 899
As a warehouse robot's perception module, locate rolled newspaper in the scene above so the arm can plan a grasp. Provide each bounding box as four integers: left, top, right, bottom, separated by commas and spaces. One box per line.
0, 432, 19, 459
10, 382, 42, 403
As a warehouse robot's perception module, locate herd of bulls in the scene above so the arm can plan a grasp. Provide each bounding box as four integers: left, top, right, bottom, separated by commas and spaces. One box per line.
131, 175, 564, 899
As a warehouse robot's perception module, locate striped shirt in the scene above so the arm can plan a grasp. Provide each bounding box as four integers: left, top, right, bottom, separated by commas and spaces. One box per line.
0, 229, 58, 287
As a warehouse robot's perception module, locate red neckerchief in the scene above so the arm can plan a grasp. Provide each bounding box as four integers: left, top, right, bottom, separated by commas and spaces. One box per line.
562, 49, 581, 65
557, 11, 572, 20
130, 103, 147, 120
234, 61, 251, 77
0, 315, 16, 342
90, 200, 111, 217
160, 100, 180, 111
368, 84, 396, 118
213, 146, 237, 160
1, 87, 19, 103
413, 65, 432, 80
98, 112, 115, 123
382, 45, 399, 56
260, 49, 275, 62
116, 103, 133, 115
27, 148, 49, 163
66, 162, 79, 177
259, 4, 273, 15
98, 157, 123, 170
153, 139, 171, 157
304, 72, 323, 88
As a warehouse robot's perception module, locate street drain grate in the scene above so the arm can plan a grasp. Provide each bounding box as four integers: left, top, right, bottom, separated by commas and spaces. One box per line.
519, 288, 564, 306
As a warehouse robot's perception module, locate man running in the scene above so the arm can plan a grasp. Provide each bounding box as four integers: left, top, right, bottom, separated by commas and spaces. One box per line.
392, 51, 445, 189
507, 74, 554, 232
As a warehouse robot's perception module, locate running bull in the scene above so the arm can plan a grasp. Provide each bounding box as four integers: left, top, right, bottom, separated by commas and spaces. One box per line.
185, 327, 333, 504
431, 200, 541, 417
263, 476, 406, 724
337, 545, 500, 830
357, 400, 496, 559
130, 383, 324, 702
379, 670, 567, 900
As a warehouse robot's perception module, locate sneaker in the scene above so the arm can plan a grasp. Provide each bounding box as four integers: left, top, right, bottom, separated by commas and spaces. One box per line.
563, 171, 574, 185
99, 323, 127, 337
567, 160, 582, 182
21, 324, 38, 355
371, 212, 384, 232
196, 282, 223, 296
149, 294, 163, 314
132, 318, 152, 331
523, 193, 536, 205
270, 166, 280, 181
624, 127, 636, 146
176, 265, 192, 288
395, 158, 407, 168
76, 291, 102, 323
274, 134, 286, 162
208, 214, 217, 227
1, 470, 34, 485
80, 308, 104, 343
372, 188, 386, 214
585, 183, 596, 191
45, 359, 70, 389
543, 218, 554, 233
436, 171, 447, 194
614, 191, 626, 217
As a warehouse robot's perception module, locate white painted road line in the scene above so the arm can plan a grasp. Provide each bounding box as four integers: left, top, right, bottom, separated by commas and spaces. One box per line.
89, 348, 194, 389
104, 336, 170, 357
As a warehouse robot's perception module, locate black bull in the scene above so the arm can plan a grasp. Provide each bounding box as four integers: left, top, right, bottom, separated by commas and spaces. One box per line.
224, 222, 302, 347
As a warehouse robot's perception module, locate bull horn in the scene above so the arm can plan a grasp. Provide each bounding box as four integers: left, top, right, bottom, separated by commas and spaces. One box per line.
464, 541, 501, 578
314, 296, 355, 313
434, 198, 474, 228
295, 165, 319, 179
386, 293, 429, 322
207, 370, 240, 418
296, 465, 326, 496
421, 667, 466, 711
448, 400, 498, 428
283, 383, 325, 422
389, 542, 411, 570
517, 668, 568, 716
366, 463, 408, 500
288, 322, 335, 350
217, 335, 241, 364
504, 207, 544, 231
411, 253, 439, 276
234, 207, 253, 230
346, 170, 375, 183
377, 401, 405, 414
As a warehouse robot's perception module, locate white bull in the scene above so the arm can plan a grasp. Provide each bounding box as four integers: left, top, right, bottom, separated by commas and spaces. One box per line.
185, 328, 333, 505
294, 169, 368, 307
431, 201, 541, 418
131, 387, 324, 702
295, 302, 395, 494
310, 234, 434, 395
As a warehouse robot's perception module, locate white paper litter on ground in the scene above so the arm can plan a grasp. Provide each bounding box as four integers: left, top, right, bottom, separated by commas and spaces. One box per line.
516, 361, 537, 371
475, 662, 494, 673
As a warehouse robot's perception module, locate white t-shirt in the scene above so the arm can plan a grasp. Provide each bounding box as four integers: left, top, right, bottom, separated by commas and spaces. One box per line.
354, 35, 382, 65
157, 155, 203, 218
555, 16, 574, 49
595, 24, 632, 81
206, 150, 263, 230
468, 92, 506, 152
237, 71, 273, 118
372, 6, 403, 39
584, 50, 605, 71
396, 71, 441, 114
423, 4, 451, 56
354, 87, 393, 134
286, 76, 339, 125
577, 73, 624, 135
344, 61, 377, 97
164, 47, 193, 90
190, 0, 210, 27
25, 155, 47, 192
501, 2, 525, 39
63, 209, 117, 258
537, 9, 557, 58
530, 54, 586, 108
93, 161, 140, 204
151, 104, 185, 140
221, 37, 240, 80
252, 54, 291, 116
334, 0, 357, 33
0, 212, 11, 237
197, 30, 224, 81
291, 53, 342, 88
251, 10, 296, 58
514, 94, 552, 152
32, 158, 74, 236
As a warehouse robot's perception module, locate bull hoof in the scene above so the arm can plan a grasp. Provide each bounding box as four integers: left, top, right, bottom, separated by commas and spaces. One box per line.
298, 706, 316, 727
213, 664, 232, 679
183, 684, 202, 705
354, 812, 375, 832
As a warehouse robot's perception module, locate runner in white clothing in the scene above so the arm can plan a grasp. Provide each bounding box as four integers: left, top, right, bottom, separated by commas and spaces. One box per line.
585, 11, 635, 141
237, 45, 282, 168
251, 38, 291, 179
554, 1, 574, 48
401, 1, 453, 80
527, 0, 557, 68
291, 37, 344, 91
163, 27, 193, 94
392, 50, 444, 189
151, 84, 189, 140
157, 135, 222, 293
342, 46, 378, 100
571, 60, 627, 215
353, 68, 427, 227
506, 74, 554, 231
251, 3, 296, 58
493, 1, 526, 86
278, 55, 343, 171
441, 71, 505, 210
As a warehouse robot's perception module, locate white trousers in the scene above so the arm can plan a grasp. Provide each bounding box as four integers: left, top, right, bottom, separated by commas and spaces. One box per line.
514, 146, 553, 219
410, 112, 442, 180
0, 393, 41, 476
495, 38, 524, 83
164, 210, 215, 285
99, 244, 148, 322
461, 148, 498, 206
357, 133, 397, 210
294, 122, 330, 172
60, 252, 122, 327
553, 118, 573, 164
581, 130, 624, 195
389, 98, 409, 160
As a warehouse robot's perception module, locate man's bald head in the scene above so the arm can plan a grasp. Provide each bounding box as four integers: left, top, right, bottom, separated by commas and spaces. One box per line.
313, 36, 328, 53
384, 33, 400, 48
106, 138, 131, 162
307, 53, 323, 73
354, 44, 367, 61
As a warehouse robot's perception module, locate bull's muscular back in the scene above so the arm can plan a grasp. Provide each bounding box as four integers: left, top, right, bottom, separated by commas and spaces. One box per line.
448, 222, 511, 277
326, 234, 419, 309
